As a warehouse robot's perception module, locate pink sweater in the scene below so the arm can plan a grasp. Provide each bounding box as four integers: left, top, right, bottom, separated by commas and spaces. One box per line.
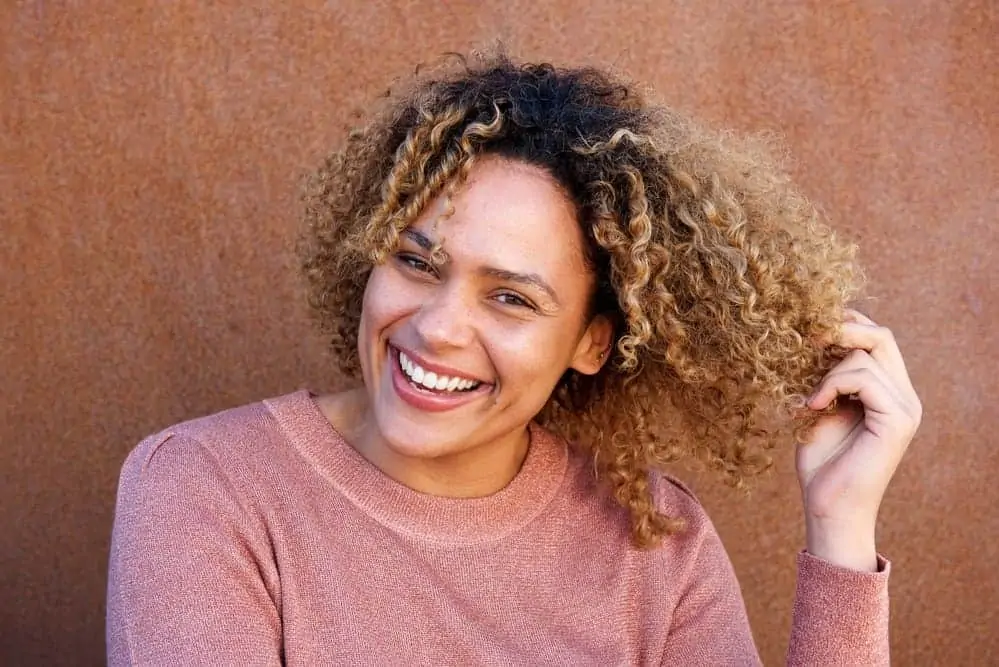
107, 389, 890, 665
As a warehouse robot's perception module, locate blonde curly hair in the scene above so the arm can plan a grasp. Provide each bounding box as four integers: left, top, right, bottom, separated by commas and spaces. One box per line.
299, 52, 862, 549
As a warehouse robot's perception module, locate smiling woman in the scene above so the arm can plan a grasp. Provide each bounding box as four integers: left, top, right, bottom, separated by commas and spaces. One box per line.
342, 156, 611, 495
106, 52, 921, 666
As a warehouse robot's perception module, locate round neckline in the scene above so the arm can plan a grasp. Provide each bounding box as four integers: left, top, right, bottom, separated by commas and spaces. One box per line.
264, 389, 568, 546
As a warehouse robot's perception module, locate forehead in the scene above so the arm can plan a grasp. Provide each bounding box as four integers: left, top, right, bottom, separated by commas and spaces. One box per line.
409, 156, 589, 275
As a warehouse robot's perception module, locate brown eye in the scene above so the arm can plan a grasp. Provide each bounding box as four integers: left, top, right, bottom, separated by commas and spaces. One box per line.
396, 253, 435, 275
494, 292, 536, 310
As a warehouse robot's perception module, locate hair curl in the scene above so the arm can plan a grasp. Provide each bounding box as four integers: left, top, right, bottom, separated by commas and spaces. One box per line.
299, 51, 862, 549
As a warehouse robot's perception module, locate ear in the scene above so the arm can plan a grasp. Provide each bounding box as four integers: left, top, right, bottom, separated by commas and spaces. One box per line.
569, 313, 615, 376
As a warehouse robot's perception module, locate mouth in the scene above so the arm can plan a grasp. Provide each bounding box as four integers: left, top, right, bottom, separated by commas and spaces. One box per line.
388, 345, 492, 413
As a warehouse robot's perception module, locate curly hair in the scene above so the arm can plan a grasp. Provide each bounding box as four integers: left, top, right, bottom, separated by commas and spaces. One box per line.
299, 51, 862, 549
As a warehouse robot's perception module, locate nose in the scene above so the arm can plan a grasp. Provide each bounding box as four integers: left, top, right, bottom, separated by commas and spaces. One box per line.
410, 284, 476, 352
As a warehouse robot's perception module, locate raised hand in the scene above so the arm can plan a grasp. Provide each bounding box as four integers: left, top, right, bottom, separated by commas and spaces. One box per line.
796, 309, 922, 571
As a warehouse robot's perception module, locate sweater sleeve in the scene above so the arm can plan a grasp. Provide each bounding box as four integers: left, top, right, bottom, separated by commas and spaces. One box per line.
106, 432, 283, 666
655, 475, 891, 665
659, 530, 764, 666
658, 481, 763, 666
786, 551, 891, 666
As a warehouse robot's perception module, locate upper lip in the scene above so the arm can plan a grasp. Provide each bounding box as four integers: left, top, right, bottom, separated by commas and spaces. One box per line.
392, 344, 490, 385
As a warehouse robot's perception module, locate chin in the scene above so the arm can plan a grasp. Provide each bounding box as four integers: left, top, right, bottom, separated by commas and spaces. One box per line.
360, 340, 494, 458
371, 408, 471, 460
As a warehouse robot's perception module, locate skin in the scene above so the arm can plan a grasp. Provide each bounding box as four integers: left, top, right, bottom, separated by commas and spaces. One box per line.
800, 309, 922, 571
319, 156, 612, 498
321, 156, 922, 572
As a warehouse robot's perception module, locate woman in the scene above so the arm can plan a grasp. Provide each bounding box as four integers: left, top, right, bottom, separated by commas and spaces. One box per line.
107, 53, 921, 665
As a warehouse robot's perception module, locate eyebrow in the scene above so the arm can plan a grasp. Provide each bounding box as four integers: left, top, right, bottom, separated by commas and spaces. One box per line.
402, 228, 435, 252
401, 228, 562, 308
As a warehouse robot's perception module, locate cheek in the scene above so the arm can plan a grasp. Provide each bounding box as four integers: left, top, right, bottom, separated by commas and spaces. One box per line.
484, 325, 577, 386
362, 266, 415, 331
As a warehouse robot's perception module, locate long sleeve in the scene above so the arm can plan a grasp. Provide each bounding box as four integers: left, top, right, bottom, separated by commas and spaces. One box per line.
106, 431, 283, 666
659, 533, 891, 666
654, 472, 890, 666
659, 520, 763, 666
786, 551, 891, 666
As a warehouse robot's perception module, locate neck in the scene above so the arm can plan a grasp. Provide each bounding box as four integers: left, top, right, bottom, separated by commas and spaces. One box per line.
318, 388, 531, 498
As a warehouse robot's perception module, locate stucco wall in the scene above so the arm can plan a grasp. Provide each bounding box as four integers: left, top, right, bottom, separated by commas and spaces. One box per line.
2, 1, 996, 663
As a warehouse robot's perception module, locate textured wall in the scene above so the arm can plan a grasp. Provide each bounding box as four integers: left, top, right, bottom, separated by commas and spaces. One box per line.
2, 1, 996, 664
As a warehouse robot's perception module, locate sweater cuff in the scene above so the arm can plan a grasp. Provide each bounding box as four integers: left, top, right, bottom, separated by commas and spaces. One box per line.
787, 550, 891, 666
799, 549, 891, 576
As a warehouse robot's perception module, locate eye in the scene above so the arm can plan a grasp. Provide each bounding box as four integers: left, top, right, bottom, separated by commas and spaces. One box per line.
396, 253, 436, 276
493, 292, 536, 310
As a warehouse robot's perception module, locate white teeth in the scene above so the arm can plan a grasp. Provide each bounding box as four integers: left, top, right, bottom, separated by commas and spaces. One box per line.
421, 371, 438, 390
398, 351, 480, 393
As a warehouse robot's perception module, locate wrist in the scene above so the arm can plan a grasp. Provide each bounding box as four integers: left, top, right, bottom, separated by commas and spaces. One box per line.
805, 517, 878, 572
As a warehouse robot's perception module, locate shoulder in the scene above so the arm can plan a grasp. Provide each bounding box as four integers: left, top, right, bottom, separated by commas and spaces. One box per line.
645, 471, 732, 576
547, 427, 717, 543
642, 472, 743, 602
117, 391, 303, 498
108, 399, 292, 614
649, 471, 714, 533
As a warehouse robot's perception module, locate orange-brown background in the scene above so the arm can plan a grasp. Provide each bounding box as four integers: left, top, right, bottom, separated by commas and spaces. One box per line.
2, 1, 996, 664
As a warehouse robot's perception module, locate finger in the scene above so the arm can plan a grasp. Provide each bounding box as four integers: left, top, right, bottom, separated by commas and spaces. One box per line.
843, 308, 877, 326
827, 348, 899, 394
808, 367, 901, 418
835, 322, 914, 394
816, 349, 922, 424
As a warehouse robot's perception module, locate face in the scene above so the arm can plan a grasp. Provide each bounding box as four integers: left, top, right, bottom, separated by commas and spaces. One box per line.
356, 155, 612, 463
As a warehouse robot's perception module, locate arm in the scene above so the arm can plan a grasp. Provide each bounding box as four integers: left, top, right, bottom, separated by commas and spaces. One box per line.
659, 504, 762, 667
664, 310, 912, 665
786, 551, 890, 666
660, 526, 890, 667
107, 432, 282, 666
787, 309, 920, 665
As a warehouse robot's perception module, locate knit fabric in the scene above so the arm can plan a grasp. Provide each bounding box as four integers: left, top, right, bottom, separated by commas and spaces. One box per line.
107, 389, 890, 665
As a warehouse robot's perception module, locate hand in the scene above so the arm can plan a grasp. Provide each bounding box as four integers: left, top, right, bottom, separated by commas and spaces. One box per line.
796, 310, 922, 571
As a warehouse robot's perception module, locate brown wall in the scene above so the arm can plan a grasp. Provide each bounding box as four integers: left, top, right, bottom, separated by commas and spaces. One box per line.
2, 1, 996, 664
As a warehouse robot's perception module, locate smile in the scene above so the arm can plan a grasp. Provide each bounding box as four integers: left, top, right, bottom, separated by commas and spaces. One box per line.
398, 350, 482, 393
389, 345, 491, 413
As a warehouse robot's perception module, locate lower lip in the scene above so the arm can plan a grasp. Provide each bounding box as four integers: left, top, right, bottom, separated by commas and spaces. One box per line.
389, 347, 491, 413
